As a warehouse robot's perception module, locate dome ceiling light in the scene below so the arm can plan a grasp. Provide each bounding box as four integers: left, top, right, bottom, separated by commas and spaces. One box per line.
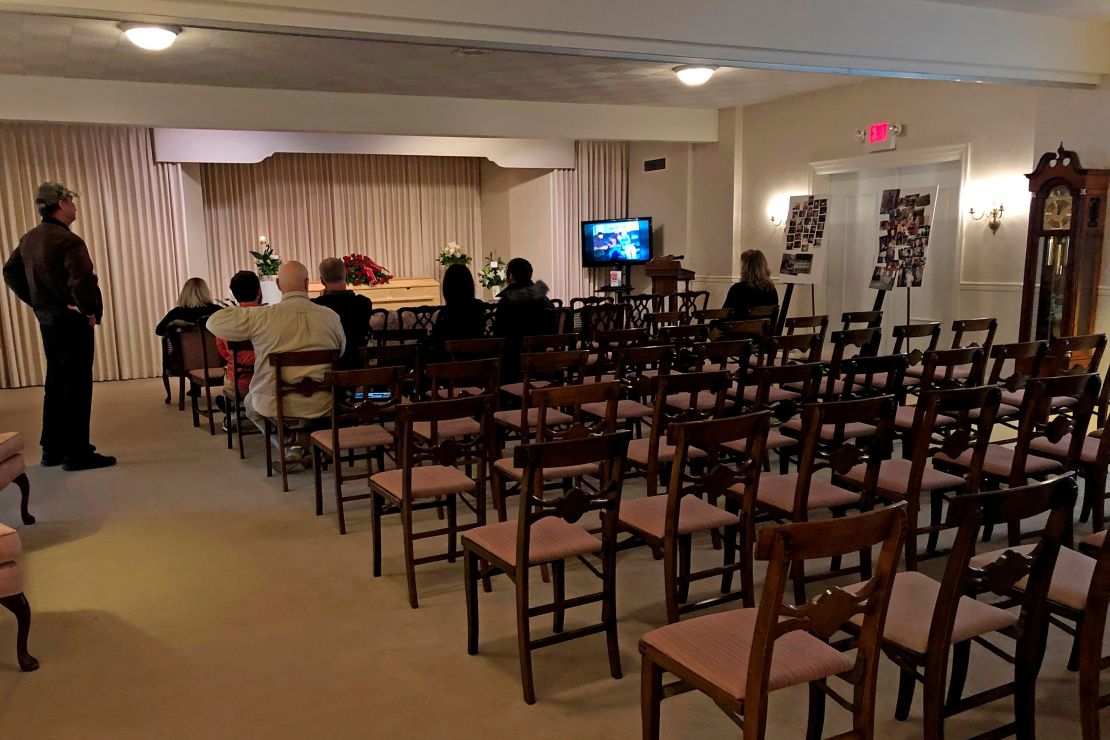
673, 65, 717, 86
119, 23, 182, 51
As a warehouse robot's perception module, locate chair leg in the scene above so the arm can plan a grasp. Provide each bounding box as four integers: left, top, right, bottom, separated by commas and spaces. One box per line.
447, 496, 458, 563
465, 548, 480, 655
1013, 662, 1037, 740
402, 502, 419, 609
205, 386, 216, 436
264, 419, 273, 478
333, 452, 347, 536
721, 524, 737, 594
947, 640, 970, 705
370, 491, 383, 578
905, 497, 920, 571
894, 666, 916, 722
276, 424, 289, 493
927, 491, 944, 553
162, 370, 171, 404
641, 659, 663, 740
178, 376, 185, 411
492, 474, 508, 523
677, 534, 692, 603
551, 559, 565, 633
1087, 469, 1106, 533
806, 681, 827, 740
791, 558, 807, 606
1066, 618, 1082, 673
190, 384, 200, 428
516, 568, 536, 704
0, 593, 38, 672
14, 473, 34, 525
313, 447, 324, 517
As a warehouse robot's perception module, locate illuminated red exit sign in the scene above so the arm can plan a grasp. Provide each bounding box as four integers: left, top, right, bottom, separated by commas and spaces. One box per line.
858, 121, 900, 152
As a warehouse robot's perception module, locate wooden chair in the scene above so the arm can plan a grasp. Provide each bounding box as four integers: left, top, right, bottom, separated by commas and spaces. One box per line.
1047, 332, 1106, 374
369, 394, 493, 609
494, 350, 587, 444
660, 324, 709, 368
589, 328, 648, 381
623, 293, 662, 330
160, 332, 185, 408
692, 339, 753, 407
491, 381, 620, 522
756, 395, 897, 603
730, 362, 822, 474
463, 432, 631, 704
367, 307, 390, 337
1079, 526, 1110, 740
310, 367, 400, 535
520, 333, 578, 353
578, 303, 627, 347
923, 317, 997, 385
629, 371, 730, 497
362, 344, 423, 400
839, 310, 883, 332
760, 332, 822, 368
182, 321, 226, 434
222, 339, 255, 458
843, 385, 1001, 570
444, 337, 503, 362
744, 304, 779, 327
1029, 395, 1110, 530
719, 319, 771, 342
889, 322, 942, 394
674, 290, 710, 315
265, 349, 340, 492
619, 411, 771, 623
397, 305, 441, 333
861, 476, 1076, 740
640, 505, 906, 740
372, 327, 426, 346
783, 314, 829, 348
988, 340, 1048, 425
648, 311, 686, 336
425, 357, 500, 404
840, 353, 908, 402
691, 308, 731, 325
819, 327, 881, 401
584, 344, 672, 436
568, 295, 613, 311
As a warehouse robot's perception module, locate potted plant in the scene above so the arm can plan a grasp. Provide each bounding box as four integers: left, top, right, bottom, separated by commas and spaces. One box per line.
437, 242, 472, 268
477, 252, 507, 300
250, 236, 282, 304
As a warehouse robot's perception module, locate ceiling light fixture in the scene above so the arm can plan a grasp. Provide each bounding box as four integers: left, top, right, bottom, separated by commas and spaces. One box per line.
119, 23, 181, 51
673, 65, 716, 86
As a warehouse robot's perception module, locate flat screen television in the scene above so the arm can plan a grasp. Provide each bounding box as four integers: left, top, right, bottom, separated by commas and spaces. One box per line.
581, 217, 653, 267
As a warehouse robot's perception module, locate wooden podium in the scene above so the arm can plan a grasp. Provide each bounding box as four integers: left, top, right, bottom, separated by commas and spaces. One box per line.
645, 255, 695, 297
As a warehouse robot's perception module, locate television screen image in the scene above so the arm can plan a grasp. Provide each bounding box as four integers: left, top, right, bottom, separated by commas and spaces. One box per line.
581, 218, 652, 266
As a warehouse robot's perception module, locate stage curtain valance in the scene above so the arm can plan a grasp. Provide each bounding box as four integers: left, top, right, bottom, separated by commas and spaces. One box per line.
0, 122, 184, 388
201, 154, 482, 295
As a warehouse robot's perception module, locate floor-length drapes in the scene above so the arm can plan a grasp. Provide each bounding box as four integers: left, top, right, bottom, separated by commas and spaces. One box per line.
0, 122, 184, 388
549, 141, 629, 301
201, 154, 482, 293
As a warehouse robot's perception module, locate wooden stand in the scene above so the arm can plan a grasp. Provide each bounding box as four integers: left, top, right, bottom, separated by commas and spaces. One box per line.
645, 255, 695, 308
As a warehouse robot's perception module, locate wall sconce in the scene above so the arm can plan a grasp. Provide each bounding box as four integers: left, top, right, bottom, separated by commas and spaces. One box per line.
769, 214, 784, 227
968, 205, 1004, 234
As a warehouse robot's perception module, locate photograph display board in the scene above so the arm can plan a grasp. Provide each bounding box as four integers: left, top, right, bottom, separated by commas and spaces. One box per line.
869, 187, 937, 290
778, 195, 828, 285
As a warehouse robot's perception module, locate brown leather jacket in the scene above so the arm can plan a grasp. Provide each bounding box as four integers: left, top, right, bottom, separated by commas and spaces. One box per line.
3, 217, 103, 325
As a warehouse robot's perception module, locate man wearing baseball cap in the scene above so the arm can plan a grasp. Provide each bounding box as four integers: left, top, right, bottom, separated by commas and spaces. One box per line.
3, 182, 116, 470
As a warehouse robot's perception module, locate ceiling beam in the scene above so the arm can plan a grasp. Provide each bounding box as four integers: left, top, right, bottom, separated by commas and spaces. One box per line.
0, 0, 1106, 85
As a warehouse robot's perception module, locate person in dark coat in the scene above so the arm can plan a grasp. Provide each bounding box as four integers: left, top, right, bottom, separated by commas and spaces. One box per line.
429, 263, 486, 359
311, 257, 373, 370
155, 277, 221, 335
492, 258, 556, 381
722, 249, 779, 320
2, 182, 115, 470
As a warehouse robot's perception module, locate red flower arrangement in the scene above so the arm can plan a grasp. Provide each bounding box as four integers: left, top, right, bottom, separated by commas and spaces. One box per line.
342, 254, 393, 286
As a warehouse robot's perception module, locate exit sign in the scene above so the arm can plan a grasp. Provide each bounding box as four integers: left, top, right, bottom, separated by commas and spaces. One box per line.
859, 121, 900, 152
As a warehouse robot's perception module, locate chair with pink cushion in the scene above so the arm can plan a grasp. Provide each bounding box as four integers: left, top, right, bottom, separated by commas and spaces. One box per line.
0, 523, 37, 672
0, 432, 34, 526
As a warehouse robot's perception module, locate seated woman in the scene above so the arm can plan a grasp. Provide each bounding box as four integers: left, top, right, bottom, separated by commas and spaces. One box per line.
429, 263, 486, 359
155, 277, 222, 335
723, 249, 779, 320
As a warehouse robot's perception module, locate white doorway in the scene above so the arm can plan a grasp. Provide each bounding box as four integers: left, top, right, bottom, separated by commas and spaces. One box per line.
823, 159, 963, 352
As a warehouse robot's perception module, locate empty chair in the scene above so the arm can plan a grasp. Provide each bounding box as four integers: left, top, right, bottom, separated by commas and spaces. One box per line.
1047, 332, 1106, 374
887, 321, 942, 394
719, 319, 771, 342
463, 432, 631, 704
622, 293, 662, 330
1079, 526, 1110, 740
730, 362, 822, 474
640, 505, 906, 740
396, 304, 441, 333
986, 340, 1048, 424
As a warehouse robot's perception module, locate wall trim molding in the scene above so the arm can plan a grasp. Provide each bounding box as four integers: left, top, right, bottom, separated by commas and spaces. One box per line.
809, 144, 971, 177
959, 281, 1022, 292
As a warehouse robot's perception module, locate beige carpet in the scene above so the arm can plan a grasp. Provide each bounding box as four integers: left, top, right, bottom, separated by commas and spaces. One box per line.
0, 379, 1102, 738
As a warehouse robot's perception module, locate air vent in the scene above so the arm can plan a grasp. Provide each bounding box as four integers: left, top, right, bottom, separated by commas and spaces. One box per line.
643, 157, 667, 173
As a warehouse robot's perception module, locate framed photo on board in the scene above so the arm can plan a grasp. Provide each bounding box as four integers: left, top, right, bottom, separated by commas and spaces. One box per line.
778, 194, 829, 285
870, 187, 937, 289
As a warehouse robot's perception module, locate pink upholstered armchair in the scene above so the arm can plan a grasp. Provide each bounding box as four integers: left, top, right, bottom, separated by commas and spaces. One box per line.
1, 432, 37, 672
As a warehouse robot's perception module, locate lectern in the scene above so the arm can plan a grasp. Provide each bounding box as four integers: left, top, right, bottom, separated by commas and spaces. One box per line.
645, 254, 695, 297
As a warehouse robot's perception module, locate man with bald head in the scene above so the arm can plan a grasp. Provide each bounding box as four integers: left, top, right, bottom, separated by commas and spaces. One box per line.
207, 260, 344, 467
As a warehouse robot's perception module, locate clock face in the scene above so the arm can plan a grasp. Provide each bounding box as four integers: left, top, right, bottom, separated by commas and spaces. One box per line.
1043, 184, 1073, 231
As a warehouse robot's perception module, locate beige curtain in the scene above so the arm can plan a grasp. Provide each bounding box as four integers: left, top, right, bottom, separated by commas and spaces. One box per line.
549, 141, 630, 302
0, 122, 184, 388
202, 154, 482, 293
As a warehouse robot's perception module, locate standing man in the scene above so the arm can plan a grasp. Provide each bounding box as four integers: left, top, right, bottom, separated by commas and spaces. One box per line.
3, 182, 116, 470
311, 257, 372, 370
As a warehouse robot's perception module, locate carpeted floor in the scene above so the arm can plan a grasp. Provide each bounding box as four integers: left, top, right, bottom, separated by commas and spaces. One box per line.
0, 379, 1102, 738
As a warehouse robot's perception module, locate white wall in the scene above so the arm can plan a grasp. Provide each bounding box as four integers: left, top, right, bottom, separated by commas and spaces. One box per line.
479, 161, 555, 288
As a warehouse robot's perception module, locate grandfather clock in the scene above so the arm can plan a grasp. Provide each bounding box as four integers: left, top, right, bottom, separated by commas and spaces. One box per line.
1019, 144, 1109, 367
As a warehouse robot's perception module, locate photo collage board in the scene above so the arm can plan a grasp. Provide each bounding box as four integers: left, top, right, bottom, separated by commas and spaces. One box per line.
869, 187, 937, 290
778, 195, 828, 285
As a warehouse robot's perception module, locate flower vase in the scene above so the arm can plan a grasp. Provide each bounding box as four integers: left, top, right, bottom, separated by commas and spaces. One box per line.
259, 275, 281, 305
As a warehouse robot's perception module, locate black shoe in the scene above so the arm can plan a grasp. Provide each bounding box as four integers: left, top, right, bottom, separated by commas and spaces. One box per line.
63, 452, 117, 471
41, 452, 64, 467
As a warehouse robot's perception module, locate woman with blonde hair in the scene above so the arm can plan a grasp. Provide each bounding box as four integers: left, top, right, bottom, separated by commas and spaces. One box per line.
155, 277, 221, 335
722, 249, 779, 320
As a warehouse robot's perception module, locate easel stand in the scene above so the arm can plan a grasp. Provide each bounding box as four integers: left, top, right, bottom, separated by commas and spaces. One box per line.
776, 284, 794, 334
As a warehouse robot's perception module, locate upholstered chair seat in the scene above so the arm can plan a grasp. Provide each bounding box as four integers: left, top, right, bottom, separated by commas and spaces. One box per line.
618, 495, 739, 540
370, 465, 477, 499
309, 424, 393, 452
464, 518, 601, 567
935, 444, 1062, 477
842, 458, 965, 495
749, 474, 860, 512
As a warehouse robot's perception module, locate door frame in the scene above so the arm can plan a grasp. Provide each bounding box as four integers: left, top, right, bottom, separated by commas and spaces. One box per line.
806, 144, 971, 321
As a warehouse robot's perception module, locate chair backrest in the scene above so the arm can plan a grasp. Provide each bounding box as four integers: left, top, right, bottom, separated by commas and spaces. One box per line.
905, 385, 1002, 497
1080, 524, 1110, 740
578, 303, 627, 344
691, 308, 731, 325
1008, 374, 1100, 486
394, 395, 493, 493
270, 349, 340, 423
568, 295, 613, 312
720, 319, 771, 342
646, 371, 730, 461
373, 327, 427, 346
695, 339, 753, 397
516, 350, 588, 420
985, 341, 1047, 386
513, 432, 631, 568
674, 290, 710, 315
840, 310, 883, 331
323, 366, 402, 441
746, 304, 779, 325
920, 346, 986, 389
784, 315, 830, 349
949, 317, 998, 355
444, 337, 503, 362
368, 308, 390, 334
591, 328, 648, 380
892, 322, 941, 368
397, 305, 441, 333
823, 328, 882, 398
743, 505, 906, 739
529, 381, 620, 444
622, 293, 662, 329
225, 339, 254, 402
618, 345, 674, 401
1047, 333, 1107, 374
176, 322, 225, 372
747, 363, 822, 425
791, 396, 897, 517
761, 332, 822, 367
522, 333, 578, 353
660, 325, 710, 367
839, 353, 908, 401
648, 311, 686, 335
424, 358, 501, 400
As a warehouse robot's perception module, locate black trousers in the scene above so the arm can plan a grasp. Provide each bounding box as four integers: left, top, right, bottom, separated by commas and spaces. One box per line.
38, 314, 95, 459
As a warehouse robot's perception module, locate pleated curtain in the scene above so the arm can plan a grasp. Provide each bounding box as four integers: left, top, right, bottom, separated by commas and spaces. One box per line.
0, 122, 184, 388
549, 141, 630, 301
201, 154, 482, 294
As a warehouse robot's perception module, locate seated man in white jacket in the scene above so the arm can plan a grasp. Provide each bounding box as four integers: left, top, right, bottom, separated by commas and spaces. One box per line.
207, 260, 345, 468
